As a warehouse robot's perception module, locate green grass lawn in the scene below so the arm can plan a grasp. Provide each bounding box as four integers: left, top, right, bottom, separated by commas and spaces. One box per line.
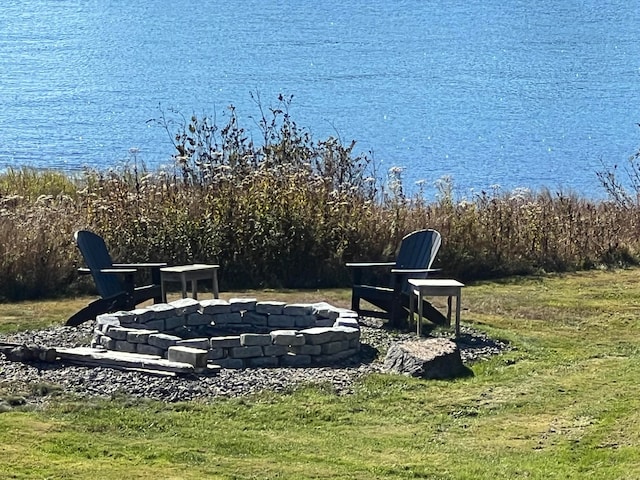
1, 270, 640, 479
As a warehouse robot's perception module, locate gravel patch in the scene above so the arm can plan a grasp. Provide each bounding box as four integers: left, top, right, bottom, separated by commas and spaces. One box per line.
0, 319, 508, 405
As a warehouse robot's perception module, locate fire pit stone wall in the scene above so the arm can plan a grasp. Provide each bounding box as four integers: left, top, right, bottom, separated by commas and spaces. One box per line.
92, 297, 361, 368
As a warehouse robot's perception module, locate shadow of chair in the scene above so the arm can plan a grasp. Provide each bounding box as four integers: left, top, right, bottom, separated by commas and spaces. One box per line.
65, 230, 167, 326
346, 229, 447, 329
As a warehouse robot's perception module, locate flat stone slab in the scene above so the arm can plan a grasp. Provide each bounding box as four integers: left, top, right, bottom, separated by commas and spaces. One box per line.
57, 347, 202, 375
383, 338, 472, 379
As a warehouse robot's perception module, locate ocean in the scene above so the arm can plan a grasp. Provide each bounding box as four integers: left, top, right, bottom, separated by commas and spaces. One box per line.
1, 0, 639, 198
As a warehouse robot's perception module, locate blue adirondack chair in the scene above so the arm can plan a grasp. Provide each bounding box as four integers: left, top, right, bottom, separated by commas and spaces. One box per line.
347, 229, 447, 328
66, 230, 167, 326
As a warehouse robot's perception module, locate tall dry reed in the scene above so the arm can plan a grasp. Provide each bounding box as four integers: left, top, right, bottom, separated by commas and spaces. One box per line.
0, 98, 638, 300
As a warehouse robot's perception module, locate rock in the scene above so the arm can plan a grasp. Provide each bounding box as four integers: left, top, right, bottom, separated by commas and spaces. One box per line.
0, 344, 57, 363
383, 338, 472, 379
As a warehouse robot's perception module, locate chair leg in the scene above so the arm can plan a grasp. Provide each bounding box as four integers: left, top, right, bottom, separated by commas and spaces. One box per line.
65, 295, 128, 326
351, 291, 360, 313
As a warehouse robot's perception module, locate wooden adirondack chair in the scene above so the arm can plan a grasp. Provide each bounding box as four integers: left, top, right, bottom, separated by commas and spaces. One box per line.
347, 229, 447, 328
65, 230, 167, 326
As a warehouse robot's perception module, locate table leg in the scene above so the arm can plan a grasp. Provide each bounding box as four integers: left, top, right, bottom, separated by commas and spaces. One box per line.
161, 278, 167, 303
180, 275, 187, 299
447, 296, 452, 327
455, 291, 461, 337
191, 279, 198, 300
417, 291, 423, 337
409, 289, 415, 335
212, 270, 219, 299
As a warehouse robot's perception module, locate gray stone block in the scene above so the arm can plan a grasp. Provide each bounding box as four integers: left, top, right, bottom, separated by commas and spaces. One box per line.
311, 301, 340, 320
229, 297, 257, 312
147, 303, 177, 319
210, 336, 242, 348
165, 316, 186, 330
130, 308, 155, 324
299, 327, 339, 345
169, 298, 201, 315
104, 326, 133, 340
294, 315, 316, 328
312, 348, 359, 365
229, 346, 264, 359
289, 344, 322, 356
200, 299, 231, 315
247, 356, 279, 368
208, 348, 226, 360
214, 358, 244, 369
114, 340, 137, 353
321, 340, 351, 355
127, 329, 159, 344
268, 314, 296, 328
270, 330, 306, 346
213, 312, 242, 325
334, 317, 360, 329
333, 326, 360, 341
283, 303, 313, 316
99, 335, 115, 350
177, 338, 211, 350
148, 333, 182, 349
313, 319, 335, 327
255, 301, 286, 315
186, 312, 213, 326
242, 311, 268, 326
96, 313, 123, 330
280, 353, 312, 367
240, 333, 272, 346
144, 319, 166, 331
262, 344, 288, 357
137, 344, 165, 356
167, 346, 208, 369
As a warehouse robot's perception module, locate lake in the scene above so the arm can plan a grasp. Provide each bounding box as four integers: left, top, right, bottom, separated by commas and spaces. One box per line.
1, 0, 639, 198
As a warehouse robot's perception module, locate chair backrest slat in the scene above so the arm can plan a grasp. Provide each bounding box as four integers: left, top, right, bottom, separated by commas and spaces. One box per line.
394, 229, 442, 292
75, 230, 124, 298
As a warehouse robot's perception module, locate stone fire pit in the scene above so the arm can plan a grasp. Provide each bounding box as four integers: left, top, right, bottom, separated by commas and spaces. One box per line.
92, 297, 361, 369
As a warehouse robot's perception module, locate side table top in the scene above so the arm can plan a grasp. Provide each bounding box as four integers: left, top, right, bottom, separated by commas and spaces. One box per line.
160, 263, 220, 274
408, 279, 464, 288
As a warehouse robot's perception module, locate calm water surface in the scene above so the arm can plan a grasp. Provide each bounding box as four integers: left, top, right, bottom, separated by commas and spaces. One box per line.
1, 0, 639, 197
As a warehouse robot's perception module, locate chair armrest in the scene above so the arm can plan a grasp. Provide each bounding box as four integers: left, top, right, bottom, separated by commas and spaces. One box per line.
78, 267, 138, 275
390, 268, 442, 274
112, 262, 168, 269
345, 262, 396, 268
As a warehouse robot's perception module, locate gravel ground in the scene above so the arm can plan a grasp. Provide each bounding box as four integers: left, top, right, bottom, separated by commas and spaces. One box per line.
0, 319, 508, 405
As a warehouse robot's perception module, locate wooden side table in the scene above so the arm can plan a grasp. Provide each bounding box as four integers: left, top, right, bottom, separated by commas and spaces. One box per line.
160, 264, 220, 303
408, 279, 464, 337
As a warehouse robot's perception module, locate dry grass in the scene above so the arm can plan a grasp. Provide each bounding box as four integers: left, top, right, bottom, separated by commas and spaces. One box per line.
0, 100, 639, 301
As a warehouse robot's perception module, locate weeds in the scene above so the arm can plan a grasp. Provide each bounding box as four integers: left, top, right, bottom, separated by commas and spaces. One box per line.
0, 96, 639, 300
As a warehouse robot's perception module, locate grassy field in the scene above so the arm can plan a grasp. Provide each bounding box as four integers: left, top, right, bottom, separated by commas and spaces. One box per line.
1, 269, 640, 479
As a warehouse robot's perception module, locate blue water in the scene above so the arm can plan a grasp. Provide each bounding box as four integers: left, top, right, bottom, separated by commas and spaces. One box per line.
1, 0, 639, 198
